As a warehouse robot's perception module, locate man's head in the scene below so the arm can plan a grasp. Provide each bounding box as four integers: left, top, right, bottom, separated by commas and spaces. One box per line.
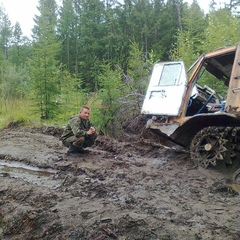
79, 106, 91, 120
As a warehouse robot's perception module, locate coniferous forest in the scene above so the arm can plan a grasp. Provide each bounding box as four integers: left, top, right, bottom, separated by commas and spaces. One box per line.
0, 0, 240, 136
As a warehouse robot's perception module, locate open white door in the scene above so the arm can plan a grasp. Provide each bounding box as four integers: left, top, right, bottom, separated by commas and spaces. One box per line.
141, 61, 188, 116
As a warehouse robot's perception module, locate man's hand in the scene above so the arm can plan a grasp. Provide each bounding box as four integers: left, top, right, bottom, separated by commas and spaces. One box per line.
87, 126, 95, 135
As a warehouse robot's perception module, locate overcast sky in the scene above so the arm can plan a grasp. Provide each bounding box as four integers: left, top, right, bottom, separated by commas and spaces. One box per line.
0, 0, 227, 38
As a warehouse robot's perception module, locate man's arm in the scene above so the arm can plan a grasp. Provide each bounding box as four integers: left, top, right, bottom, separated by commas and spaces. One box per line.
69, 118, 87, 138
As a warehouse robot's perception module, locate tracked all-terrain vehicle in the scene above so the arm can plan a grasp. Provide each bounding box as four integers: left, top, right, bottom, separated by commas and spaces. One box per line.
141, 45, 240, 179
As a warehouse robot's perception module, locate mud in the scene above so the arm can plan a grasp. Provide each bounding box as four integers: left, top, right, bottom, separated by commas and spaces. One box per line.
0, 126, 239, 240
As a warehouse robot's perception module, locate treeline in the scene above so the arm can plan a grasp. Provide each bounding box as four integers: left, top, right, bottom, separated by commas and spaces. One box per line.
0, 0, 240, 135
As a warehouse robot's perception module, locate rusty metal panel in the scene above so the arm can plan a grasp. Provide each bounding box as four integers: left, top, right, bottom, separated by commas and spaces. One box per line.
204, 45, 237, 59
226, 45, 240, 112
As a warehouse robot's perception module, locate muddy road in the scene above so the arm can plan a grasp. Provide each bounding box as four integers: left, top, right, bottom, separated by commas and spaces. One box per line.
0, 126, 239, 240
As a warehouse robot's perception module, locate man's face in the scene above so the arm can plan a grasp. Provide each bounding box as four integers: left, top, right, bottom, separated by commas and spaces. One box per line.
79, 108, 91, 120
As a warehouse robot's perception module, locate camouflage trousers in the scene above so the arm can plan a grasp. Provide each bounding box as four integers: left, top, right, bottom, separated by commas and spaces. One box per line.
62, 133, 97, 149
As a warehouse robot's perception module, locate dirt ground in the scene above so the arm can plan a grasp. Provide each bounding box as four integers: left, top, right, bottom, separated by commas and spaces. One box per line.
0, 125, 239, 240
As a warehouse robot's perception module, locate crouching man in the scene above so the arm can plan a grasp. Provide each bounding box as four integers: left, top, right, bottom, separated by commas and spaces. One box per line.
61, 105, 97, 155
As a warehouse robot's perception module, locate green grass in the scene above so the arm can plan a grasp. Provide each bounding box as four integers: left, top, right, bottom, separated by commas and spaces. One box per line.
0, 99, 40, 129
0, 96, 95, 129
0, 92, 113, 132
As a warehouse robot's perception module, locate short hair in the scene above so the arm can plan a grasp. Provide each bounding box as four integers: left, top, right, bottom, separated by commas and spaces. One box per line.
80, 105, 91, 112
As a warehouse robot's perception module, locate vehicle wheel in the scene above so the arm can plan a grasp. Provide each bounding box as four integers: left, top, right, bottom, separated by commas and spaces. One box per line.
190, 126, 228, 168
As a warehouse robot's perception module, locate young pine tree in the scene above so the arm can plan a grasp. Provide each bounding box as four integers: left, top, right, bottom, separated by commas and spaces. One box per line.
30, 0, 61, 119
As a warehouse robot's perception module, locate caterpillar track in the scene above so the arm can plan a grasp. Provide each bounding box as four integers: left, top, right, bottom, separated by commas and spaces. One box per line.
190, 126, 240, 178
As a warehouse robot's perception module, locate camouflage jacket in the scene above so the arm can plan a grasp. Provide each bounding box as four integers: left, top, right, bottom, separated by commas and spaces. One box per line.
60, 115, 94, 141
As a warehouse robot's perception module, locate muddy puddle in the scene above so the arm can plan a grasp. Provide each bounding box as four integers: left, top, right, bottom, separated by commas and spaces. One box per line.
1, 127, 240, 240
0, 160, 61, 189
